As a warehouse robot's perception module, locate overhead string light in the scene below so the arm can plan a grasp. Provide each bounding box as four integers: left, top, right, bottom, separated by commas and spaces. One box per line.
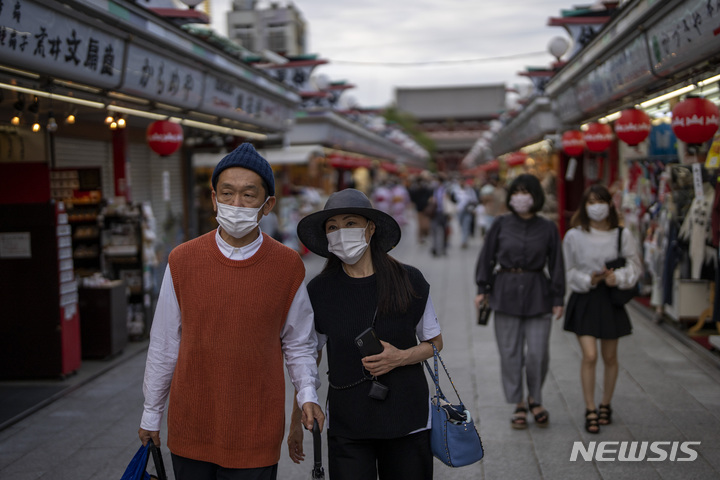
11, 93, 25, 125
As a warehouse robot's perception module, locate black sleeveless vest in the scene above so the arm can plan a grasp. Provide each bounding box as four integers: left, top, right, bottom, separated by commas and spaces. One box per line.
308, 264, 431, 439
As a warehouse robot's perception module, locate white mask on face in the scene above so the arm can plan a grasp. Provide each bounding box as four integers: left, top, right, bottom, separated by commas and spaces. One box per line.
327, 225, 370, 265
509, 193, 534, 214
216, 199, 267, 239
586, 203, 610, 222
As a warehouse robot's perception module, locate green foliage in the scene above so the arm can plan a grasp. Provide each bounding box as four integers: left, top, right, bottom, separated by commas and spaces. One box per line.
383, 107, 436, 157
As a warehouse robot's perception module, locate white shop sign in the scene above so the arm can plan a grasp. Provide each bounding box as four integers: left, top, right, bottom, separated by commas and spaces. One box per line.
648, 0, 720, 77
0, 0, 123, 89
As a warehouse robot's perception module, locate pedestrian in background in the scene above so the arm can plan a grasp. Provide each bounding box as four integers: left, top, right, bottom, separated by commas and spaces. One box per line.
474, 173, 565, 429
453, 179, 479, 248
290, 188, 443, 480
138, 143, 324, 480
562, 184, 641, 434
429, 175, 454, 256
408, 173, 434, 244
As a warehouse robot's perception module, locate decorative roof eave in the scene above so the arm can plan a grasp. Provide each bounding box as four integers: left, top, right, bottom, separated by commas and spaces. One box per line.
150, 8, 210, 25
490, 97, 560, 156
291, 111, 429, 164
548, 16, 610, 26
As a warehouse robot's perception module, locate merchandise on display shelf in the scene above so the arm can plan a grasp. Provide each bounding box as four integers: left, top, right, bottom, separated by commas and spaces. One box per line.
100, 201, 157, 339
51, 168, 104, 278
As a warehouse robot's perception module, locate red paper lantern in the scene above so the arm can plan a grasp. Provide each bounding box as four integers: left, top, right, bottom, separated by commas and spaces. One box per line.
583, 122, 613, 152
671, 97, 720, 145
562, 130, 585, 156
146, 120, 183, 156
614, 108, 651, 146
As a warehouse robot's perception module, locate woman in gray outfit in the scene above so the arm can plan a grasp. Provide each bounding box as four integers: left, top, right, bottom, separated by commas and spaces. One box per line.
474, 174, 565, 429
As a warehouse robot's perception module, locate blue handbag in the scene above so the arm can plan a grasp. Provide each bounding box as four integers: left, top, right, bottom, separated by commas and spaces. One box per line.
120, 442, 167, 480
424, 344, 484, 467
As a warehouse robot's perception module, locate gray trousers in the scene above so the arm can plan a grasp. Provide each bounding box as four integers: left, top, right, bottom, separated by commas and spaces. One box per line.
493, 312, 552, 405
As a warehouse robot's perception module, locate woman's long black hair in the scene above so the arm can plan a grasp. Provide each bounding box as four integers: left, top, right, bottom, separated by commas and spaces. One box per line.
319, 220, 417, 316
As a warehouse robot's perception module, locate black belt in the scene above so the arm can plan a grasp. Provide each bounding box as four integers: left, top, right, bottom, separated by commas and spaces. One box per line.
498, 268, 543, 273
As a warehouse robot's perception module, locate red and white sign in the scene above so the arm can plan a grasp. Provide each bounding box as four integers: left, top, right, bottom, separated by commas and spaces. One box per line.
146, 121, 183, 156
671, 97, 720, 145
562, 130, 585, 157
614, 108, 651, 145
583, 122, 613, 152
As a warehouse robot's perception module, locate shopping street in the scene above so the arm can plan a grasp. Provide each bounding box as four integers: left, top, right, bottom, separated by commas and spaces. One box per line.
1, 215, 720, 480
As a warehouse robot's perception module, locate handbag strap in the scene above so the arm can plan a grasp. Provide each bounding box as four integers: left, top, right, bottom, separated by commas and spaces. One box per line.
147, 443, 168, 480
616, 226, 623, 257
423, 342, 465, 407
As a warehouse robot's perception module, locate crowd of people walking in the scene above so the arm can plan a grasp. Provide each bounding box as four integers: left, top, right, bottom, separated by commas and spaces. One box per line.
137, 144, 641, 480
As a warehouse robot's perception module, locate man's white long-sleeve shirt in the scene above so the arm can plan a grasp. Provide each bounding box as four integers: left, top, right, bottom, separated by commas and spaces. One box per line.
140, 229, 321, 431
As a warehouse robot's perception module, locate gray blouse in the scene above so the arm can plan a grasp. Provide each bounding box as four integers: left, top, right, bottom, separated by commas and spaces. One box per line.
475, 213, 565, 317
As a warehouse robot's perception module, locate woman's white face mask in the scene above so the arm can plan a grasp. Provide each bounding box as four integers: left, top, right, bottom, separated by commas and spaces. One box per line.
216, 199, 267, 239
586, 203, 610, 222
509, 193, 534, 214
327, 225, 370, 265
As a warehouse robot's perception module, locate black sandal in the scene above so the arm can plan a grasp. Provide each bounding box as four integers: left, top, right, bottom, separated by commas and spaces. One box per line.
528, 402, 549, 427
585, 409, 600, 434
598, 404, 612, 425
511, 406, 528, 430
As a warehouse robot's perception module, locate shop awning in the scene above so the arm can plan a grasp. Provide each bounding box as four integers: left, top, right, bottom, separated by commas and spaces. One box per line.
327, 153, 373, 169
259, 145, 325, 166
191, 145, 325, 169
380, 162, 400, 174
462, 159, 499, 176
505, 152, 528, 167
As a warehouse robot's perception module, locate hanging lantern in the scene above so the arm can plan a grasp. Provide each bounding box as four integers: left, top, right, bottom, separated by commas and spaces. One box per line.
146, 120, 183, 156
614, 108, 651, 146
671, 97, 720, 145
562, 130, 585, 156
583, 122, 613, 152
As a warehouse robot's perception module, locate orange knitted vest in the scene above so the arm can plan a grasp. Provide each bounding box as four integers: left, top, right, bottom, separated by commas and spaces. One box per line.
166, 231, 305, 468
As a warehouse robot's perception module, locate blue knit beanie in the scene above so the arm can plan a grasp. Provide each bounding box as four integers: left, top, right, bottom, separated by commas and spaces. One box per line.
211, 143, 275, 196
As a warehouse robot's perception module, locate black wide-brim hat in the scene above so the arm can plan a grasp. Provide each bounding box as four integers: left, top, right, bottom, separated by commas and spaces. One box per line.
297, 188, 401, 258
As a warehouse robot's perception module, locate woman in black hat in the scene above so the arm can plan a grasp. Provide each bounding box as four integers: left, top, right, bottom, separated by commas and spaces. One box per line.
289, 188, 443, 480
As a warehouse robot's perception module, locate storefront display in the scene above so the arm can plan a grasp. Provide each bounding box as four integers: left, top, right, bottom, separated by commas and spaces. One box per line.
0, 200, 81, 379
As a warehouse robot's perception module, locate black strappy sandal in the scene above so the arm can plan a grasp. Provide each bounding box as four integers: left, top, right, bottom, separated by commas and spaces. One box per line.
585, 409, 600, 434
598, 404, 612, 425
528, 402, 549, 427
511, 406, 528, 430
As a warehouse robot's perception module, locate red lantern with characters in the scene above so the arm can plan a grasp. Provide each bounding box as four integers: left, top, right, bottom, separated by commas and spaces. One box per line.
562, 130, 585, 156
583, 122, 613, 152
147, 120, 184, 156
614, 108, 651, 146
671, 97, 720, 145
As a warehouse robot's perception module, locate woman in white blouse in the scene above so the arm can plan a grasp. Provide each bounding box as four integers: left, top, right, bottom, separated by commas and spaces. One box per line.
563, 184, 641, 434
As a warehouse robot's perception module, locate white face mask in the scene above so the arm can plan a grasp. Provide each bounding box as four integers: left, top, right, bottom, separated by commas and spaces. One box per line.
327, 226, 370, 265
216, 199, 267, 239
509, 193, 534, 214
586, 203, 610, 222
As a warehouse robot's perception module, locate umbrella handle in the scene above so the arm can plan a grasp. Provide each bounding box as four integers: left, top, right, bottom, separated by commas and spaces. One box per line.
312, 418, 322, 466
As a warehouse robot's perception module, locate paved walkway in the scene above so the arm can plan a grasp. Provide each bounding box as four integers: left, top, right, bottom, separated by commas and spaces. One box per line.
2, 214, 720, 479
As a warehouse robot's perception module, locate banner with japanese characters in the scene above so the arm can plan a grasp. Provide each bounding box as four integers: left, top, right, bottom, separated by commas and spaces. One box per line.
0, 0, 123, 89
648, 0, 720, 77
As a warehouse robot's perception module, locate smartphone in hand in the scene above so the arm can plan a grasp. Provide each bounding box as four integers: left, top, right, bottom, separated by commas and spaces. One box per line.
354, 327, 384, 357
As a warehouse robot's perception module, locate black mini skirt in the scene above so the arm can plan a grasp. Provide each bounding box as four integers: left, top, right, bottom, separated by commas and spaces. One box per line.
563, 283, 632, 339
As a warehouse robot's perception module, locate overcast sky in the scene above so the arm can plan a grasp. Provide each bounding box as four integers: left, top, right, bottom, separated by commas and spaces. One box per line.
208, 0, 580, 108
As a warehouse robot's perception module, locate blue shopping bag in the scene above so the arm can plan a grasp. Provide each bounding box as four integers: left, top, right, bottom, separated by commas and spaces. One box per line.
120, 442, 167, 480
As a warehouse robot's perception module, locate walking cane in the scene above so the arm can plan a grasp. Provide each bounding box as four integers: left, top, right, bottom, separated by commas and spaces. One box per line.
311, 419, 325, 479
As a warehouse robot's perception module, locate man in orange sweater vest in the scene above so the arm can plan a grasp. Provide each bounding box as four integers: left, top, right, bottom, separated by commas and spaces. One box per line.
138, 143, 324, 480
